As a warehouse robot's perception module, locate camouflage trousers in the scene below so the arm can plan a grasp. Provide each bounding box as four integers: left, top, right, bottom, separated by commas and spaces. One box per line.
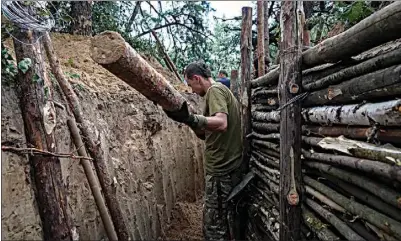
203, 168, 244, 241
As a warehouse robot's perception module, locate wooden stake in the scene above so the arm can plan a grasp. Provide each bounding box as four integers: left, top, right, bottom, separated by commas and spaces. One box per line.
42, 33, 130, 240
257, 0, 265, 77
240, 6, 253, 171
263, 1, 270, 69
278, 1, 303, 240
13, 29, 72, 240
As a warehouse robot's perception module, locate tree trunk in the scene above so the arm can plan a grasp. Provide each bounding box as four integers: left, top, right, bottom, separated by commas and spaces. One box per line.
252, 145, 280, 159
70, 1, 92, 36
230, 70, 240, 101
252, 151, 280, 169
91, 31, 190, 112
302, 2, 401, 68
240, 7, 253, 174
253, 139, 280, 153
305, 198, 365, 241
252, 88, 278, 99
252, 168, 280, 195
302, 149, 401, 182
252, 111, 280, 123
263, 1, 270, 68
43, 33, 130, 240
279, 2, 303, 240
302, 206, 340, 240
304, 47, 401, 91
252, 104, 277, 112
304, 176, 401, 239
257, 0, 265, 77
251, 158, 280, 182
302, 125, 401, 145
321, 173, 401, 222
303, 65, 401, 107
301, 99, 401, 126
249, 132, 280, 142
67, 119, 118, 240
304, 162, 401, 209
252, 122, 280, 133
151, 30, 182, 83
14, 29, 72, 240
251, 66, 279, 87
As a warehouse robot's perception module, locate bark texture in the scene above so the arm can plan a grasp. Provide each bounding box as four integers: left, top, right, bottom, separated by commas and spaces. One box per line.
230, 70, 240, 101
14, 29, 72, 240
257, 0, 265, 77
278, 2, 303, 240
70, 1, 92, 36
263, 1, 270, 68
303, 47, 401, 91
91, 31, 189, 112
301, 99, 401, 126
43, 33, 130, 240
240, 7, 253, 173
304, 176, 401, 240
303, 65, 401, 107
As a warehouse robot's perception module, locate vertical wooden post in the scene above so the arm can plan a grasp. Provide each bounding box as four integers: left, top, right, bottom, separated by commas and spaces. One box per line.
240, 7, 253, 170
13, 29, 72, 240
257, 0, 265, 77
278, 1, 303, 241
230, 70, 239, 101
264, 1, 271, 69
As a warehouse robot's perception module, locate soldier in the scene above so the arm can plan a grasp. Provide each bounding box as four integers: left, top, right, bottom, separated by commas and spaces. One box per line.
164, 61, 244, 240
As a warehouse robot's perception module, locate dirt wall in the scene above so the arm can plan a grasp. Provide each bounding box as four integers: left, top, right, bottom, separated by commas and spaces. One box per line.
1, 33, 204, 240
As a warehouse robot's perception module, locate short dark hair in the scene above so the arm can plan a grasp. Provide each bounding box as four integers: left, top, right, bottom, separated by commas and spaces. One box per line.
184, 61, 212, 79
218, 70, 228, 77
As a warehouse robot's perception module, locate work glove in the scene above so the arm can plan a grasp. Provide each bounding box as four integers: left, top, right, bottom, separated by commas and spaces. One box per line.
164, 101, 207, 129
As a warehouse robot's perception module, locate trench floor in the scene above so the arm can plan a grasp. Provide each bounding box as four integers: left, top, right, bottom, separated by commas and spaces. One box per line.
162, 199, 203, 240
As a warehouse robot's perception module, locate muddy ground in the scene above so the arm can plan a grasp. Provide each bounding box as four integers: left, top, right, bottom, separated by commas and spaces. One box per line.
2, 33, 204, 240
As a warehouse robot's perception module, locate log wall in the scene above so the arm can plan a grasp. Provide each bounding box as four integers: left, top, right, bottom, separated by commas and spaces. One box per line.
247, 3, 401, 240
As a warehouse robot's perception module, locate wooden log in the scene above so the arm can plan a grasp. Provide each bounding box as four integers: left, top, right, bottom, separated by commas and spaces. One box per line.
252, 111, 280, 123
305, 186, 346, 213
252, 88, 278, 98
251, 151, 280, 169
252, 104, 277, 112
302, 136, 322, 147
252, 122, 280, 133
251, 157, 280, 182
302, 125, 401, 145
252, 168, 280, 194
43, 33, 130, 240
303, 65, 401, 107
249, 132, 280, 142
67, 119, 118, 240
257, 0, 265, 77
306, 198, 365, 241
302, 149, 401, 182
253, 139, 280, 153
304, 161, 401, 209
302, 206, 340, 240
304, 176, 401, 239
301, 99, 401, 126
240, 6, 253, 173
253, 184, 278, 206
251, 144, 280, 159
365, 222, 399, 241
302, 2, 401, 68
151, 30, 182, 83
250, 66, 280, 87
313, 135, 401, 166
279, 2, 303, 240
90, 31, 188, 112
321, 173, 401, 222
230, 70, 240, 101
252, 97, 279, 107
304, 47, 401, 91
339, 218, 381, 241
14, 30, 72, 240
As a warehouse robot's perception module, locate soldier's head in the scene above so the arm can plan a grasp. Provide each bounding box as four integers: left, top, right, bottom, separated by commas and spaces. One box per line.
184, 61, 213, 96
218, 70, 228, 78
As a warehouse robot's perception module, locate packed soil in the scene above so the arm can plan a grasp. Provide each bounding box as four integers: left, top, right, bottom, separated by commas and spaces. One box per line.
161, 199, 204, 241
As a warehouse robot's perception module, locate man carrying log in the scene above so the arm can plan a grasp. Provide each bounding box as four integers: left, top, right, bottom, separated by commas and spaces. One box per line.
164, 61, 244, 240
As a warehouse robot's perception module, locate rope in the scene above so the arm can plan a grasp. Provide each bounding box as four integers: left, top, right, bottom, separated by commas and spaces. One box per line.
277, 92, 309, 112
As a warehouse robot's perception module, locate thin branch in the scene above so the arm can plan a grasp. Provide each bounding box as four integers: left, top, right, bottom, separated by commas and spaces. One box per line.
2, 146, 93, 160
125, 1, 142, 32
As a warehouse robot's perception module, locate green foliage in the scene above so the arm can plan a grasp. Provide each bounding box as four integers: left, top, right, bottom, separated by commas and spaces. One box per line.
64, 71, 80, 79
17, 58, 32, 74
1, 43, 17, 81
32, 73, 43, 84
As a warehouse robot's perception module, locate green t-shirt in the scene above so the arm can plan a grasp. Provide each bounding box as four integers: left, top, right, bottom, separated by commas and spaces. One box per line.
203, 82, 243, 176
